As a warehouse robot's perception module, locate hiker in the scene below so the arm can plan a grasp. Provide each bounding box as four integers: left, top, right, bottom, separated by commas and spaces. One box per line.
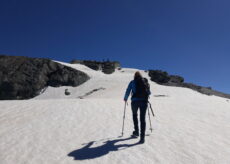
124, 71, 151, 144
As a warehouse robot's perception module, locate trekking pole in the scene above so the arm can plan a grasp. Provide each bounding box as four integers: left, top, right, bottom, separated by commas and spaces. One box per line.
121, 101, 127, 136
147, 104, 153, 132
148, 101, 155, 117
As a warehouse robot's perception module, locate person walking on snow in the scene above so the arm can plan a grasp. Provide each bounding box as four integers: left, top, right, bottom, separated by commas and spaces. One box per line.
124, 71, 151, 144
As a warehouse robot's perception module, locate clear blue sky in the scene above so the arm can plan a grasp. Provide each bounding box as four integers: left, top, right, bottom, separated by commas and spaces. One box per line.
0, 0, 230, 94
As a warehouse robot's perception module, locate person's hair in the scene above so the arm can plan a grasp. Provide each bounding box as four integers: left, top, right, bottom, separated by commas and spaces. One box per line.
134, 71, 142, 80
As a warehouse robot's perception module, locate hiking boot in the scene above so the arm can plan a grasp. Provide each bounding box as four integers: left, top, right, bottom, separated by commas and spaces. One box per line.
139, 137, 145, 144
131, 131, 139, 138
139, 135, 145, 144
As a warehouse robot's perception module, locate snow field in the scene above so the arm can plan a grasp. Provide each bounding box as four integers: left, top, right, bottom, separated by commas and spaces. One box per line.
1, 62, 230, 164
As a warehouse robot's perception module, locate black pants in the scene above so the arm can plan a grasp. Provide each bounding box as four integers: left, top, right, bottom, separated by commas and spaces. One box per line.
131, 101, 147, 138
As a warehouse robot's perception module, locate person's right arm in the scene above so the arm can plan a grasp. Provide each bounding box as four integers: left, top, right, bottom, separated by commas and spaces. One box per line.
124, 81, 133, 101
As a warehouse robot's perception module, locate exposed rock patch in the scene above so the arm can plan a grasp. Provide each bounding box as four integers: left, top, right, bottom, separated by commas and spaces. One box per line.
70, 60, 120, 74
0, 55, 90, 100
148, 70, 230, 99
78, 87, 106, 99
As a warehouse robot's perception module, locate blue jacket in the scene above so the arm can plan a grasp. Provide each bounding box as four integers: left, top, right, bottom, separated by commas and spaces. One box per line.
124, 80, 151, 101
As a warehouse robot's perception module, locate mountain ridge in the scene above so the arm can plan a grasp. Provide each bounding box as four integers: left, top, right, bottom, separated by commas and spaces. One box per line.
0, 55, 229, 100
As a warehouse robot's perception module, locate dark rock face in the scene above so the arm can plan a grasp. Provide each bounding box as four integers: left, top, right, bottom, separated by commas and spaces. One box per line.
148, 70, 170, 83
102, 62, 116, 74
148, 70, 184, 84
0, 55, 90, 100
169, 75, 184, 84
80, 60, 102, 71
70, 60, 120, 74
148, 70, 230, 99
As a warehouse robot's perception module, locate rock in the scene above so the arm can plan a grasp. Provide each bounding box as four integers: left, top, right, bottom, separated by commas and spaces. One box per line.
0, 55, 90, 100
70, 59, 120, 74
169, 75, 184, 84
82, 60, 102, 71
102, 62, 115, 74
148, 70, 170, 83
65, 89, 70, 96
148, 69, 230, 99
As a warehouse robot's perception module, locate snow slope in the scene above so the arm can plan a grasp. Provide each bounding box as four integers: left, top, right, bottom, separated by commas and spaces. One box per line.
1, 62, 230, 164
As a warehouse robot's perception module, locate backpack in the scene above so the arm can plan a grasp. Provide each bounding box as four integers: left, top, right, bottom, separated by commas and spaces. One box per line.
132, 77, 150, 100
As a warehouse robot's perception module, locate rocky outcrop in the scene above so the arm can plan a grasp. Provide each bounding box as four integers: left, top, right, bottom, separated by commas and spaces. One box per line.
0, 55, 90, 100
148, 70, 171, 83
148, 70, 230, 99
102, 62, 116, 74
70, 60, 120, 74
148, 70, 184, 85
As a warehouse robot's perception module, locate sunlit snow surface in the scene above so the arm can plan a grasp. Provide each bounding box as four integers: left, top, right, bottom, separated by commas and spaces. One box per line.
0, 62, 230, 164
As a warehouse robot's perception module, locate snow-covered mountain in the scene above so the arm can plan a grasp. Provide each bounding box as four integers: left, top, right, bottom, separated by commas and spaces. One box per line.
0, 62, 230, 164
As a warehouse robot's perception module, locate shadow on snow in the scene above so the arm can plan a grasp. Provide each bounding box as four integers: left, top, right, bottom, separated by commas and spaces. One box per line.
68, 136, 140, 160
